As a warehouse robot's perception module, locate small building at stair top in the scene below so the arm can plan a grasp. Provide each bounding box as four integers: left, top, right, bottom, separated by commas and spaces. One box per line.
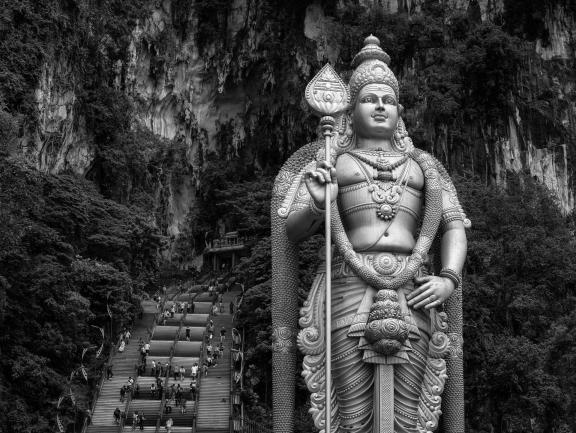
203, 230, 252, 272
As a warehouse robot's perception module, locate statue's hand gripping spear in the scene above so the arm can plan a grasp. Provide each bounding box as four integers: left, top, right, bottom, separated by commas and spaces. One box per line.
305, 64, 350, 433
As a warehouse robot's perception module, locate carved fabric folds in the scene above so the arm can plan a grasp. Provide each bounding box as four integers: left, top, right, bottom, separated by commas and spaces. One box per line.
299, 262, 439, 433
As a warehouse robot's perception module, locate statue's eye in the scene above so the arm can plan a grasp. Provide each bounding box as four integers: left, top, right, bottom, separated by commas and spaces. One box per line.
361, 96, 374, 103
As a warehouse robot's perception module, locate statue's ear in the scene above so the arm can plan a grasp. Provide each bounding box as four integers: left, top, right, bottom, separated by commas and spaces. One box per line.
398, 103, 404, 116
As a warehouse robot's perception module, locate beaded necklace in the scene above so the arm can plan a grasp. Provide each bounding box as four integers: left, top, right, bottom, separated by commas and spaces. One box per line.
349, 150, 408, 182
347, 152, 411, 222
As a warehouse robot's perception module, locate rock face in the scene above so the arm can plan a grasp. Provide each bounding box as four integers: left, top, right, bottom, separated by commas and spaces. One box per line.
536, 4, 576, 60
125, 3, 246, 163
22, 0, 576, 258
24, 61, 95, 175
495, 114, 574, 214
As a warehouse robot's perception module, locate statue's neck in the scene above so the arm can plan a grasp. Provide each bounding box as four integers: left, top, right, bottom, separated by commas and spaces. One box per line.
355, 137, 394, 151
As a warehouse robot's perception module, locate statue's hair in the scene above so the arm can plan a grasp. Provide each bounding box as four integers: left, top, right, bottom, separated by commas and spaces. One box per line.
349, 60, 399, 104
349, 35, 399, 104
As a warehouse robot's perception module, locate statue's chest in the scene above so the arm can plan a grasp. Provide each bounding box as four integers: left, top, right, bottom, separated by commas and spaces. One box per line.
336, 153, 425, 191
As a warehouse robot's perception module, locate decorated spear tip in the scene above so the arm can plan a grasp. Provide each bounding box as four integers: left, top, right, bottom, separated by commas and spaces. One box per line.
305, 63, 349, 116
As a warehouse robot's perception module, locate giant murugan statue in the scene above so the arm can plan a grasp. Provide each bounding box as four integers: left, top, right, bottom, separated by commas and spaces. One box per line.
271, 36, 469, 433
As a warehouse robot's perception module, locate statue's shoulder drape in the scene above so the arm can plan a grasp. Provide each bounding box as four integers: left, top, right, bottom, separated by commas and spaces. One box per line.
271, 141, 322, 433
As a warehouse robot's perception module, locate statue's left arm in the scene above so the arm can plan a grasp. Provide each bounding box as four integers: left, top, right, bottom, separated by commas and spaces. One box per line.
439, 220, 467, 283
438, 177, 468, 283
408, 177, 468, 309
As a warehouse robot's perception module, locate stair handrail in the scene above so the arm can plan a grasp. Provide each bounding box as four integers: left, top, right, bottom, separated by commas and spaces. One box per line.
229, 324, 245, 433
153, 289, 168, 329
236, 417, 273, 433
157, 291, 187, 433
119, 383, 133, 433
192, 330, 205, 433
81, 320, 127, 433
154, 287, 180, 433
155, 368, 169, 433
184, 291, 201, 433
80, 356, 108, 433
192, 302, 209, 433
229, 337, 235, 433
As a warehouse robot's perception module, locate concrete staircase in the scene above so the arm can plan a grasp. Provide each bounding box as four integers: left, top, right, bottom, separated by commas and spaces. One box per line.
87, 286, 240, 433
88, 301, 157, 432
195, 292, 236, 433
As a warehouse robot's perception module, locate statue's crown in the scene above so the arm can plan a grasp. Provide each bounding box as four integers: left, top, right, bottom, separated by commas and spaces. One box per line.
349, 35, 398, 104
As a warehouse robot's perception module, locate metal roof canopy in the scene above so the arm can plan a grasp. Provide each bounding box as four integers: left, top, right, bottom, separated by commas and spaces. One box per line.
170, 356, 201, 370
191, 303, 213, 314
194, 293, 215, 302
183, 314, 209, 325
173, 341, 202, 357
152, 326, 181, 340
178, 327, 204, 340
148, 340, 172, 356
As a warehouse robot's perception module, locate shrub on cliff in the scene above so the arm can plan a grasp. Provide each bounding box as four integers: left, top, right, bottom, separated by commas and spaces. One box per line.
0, 157, 160, 432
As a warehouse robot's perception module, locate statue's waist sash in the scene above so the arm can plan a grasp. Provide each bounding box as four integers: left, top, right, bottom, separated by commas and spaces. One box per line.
322, 251, 428, 365
332, 251, 411, 279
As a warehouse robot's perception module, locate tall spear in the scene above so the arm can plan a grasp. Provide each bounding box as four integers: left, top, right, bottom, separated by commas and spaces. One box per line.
305, 64, 349, 433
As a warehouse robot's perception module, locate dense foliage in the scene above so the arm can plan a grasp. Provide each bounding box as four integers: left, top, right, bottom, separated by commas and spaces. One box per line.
460, 176, 576, 433
1, 0, 576, 432
0, 158, 161, 432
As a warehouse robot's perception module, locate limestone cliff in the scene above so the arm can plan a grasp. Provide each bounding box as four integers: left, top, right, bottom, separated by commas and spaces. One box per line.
13, 0, 576, 258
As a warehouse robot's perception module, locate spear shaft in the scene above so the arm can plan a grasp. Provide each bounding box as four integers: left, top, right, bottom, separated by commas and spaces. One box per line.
320, 116, 334, 433
304, 63, 349, 433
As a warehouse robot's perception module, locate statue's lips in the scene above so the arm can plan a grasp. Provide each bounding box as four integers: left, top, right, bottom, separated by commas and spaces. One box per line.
371, 114, 389, 121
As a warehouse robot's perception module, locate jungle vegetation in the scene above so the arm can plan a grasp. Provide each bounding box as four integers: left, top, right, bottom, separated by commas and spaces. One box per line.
0, 0, 575, 432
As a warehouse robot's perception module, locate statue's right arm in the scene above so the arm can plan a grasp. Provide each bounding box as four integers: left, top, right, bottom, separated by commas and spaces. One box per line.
286, 162, 338, 243
286, 206, 324, 243
285, 175, 326, 243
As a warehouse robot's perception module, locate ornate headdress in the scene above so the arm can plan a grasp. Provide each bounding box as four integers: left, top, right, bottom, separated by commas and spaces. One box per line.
349, 35, 399, 104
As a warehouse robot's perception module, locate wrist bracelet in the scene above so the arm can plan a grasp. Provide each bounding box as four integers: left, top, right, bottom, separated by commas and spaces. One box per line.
439, 267, 462, 288
309, 198, 326, 217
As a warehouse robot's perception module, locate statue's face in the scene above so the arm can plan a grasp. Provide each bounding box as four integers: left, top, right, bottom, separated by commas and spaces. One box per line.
352, 83, 398, 140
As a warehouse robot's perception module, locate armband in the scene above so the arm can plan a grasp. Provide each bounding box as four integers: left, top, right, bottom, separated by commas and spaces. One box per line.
309, 198, 326, 217
439, 267, 462, 288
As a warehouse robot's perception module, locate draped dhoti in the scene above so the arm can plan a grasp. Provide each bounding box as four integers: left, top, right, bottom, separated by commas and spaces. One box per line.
323, 255, 432, 433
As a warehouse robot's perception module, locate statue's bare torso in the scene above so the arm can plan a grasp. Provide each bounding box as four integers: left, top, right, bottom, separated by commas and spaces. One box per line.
336, 152, 424, 253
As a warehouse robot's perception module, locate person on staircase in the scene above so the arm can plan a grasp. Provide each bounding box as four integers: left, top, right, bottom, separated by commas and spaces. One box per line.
120, 386, 126, 402
131, 411, 138, 431
173, 366, 179, 381
181, 398, 187, 414
113, 407, 121, 425
190, 379, 197, 400
165, 417, 173, 433
138, 412, 145, 431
